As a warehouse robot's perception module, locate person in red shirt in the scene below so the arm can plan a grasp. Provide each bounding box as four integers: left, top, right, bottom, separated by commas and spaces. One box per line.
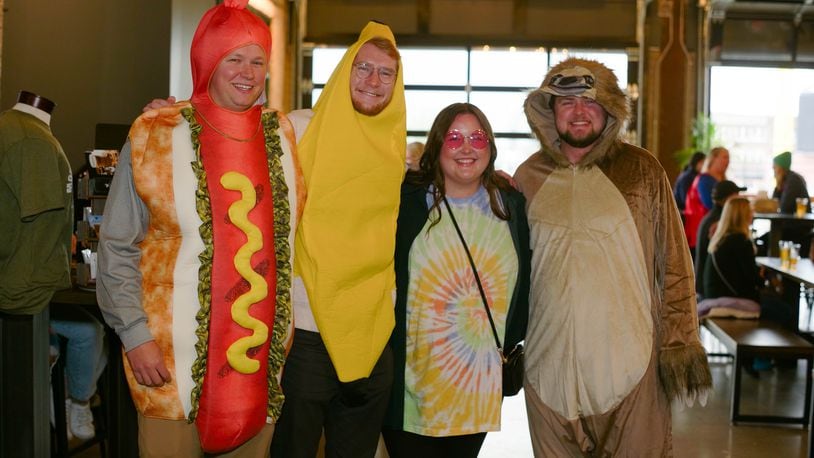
684, 147, 730, 255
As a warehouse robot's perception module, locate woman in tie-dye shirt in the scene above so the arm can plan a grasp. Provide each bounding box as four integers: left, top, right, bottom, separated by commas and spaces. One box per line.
382, 103, 531, 457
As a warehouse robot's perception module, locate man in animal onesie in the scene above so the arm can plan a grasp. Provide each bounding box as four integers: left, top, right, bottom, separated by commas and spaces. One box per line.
96, 1, 301, 455
514, 58, 712, 456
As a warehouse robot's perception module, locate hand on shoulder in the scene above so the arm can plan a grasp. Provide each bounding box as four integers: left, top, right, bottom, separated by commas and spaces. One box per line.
142, 96, 177, 113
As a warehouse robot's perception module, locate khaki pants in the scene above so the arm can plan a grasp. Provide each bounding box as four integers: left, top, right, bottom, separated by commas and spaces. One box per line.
138, 414, 274, 457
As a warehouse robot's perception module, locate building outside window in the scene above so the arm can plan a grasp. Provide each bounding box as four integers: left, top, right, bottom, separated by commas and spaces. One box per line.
709, 66, 814, 195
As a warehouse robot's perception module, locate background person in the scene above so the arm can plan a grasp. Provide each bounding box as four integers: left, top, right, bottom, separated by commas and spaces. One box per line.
685, 147, 730, 255
772, 151, 810, 214
764, 151, 813, 258
50, 308, 108, 441
700, 197, 762, 317
516, 58, 711, 456
674, 151, 706, 220
381, 103, 530, 458
405, 141, 424, 171
97, 1, 300, 455
699, 197, 796, 329
694, 180, 745, 296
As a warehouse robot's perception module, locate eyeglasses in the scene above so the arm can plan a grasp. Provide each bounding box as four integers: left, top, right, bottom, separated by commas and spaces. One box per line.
443, 130, 490, 150
352, 62, 397, 84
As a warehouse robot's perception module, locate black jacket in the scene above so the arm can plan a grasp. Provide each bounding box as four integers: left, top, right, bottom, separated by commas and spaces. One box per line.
383, 182, 531, 430
703, 233, 760, 302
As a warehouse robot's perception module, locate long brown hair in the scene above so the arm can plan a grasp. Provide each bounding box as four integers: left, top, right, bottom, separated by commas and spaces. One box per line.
708, 197, 752, 253
407, 102, 510, 229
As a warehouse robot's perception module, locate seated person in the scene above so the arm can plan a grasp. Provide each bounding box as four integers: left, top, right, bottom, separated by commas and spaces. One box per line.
700, 197, 796, 329
694, 180, 744, 296
50, 306, 107, 441
772, 151, 812, 256
772, 151, 809, 214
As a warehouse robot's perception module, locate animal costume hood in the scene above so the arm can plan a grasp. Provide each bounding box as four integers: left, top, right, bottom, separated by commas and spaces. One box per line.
524, 58, 629, 168
515, 58, 711, 454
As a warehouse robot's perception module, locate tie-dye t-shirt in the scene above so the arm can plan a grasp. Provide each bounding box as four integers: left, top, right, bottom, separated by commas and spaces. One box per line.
403, 186, 518, 436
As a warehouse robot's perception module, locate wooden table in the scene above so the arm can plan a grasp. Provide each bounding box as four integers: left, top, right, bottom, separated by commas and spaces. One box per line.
756, 257, 814, 287
755, 257, 814, 332
754, 257, 814, 454
753, 213, 814, 256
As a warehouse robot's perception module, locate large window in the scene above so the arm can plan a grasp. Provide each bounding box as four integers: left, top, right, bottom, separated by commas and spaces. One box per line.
310, 46, 628, 174
709, 66, 814, 194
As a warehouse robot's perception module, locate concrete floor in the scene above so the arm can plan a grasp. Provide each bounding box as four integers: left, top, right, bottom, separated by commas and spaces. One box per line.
480, 327, 811, 457
671, 361, 808, 458
71, 327, 812, 457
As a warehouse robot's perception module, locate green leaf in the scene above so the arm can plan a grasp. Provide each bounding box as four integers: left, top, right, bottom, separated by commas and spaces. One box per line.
674, 113, 720, 167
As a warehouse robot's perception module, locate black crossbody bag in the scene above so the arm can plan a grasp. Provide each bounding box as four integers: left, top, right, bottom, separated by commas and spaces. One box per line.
442, 197, 524, 396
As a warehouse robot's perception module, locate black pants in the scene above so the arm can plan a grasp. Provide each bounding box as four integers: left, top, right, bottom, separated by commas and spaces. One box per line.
382, 429, 487, 458
270, 330, 393, 458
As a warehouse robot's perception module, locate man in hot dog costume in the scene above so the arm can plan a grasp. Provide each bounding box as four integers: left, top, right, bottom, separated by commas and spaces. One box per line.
97, 1, 301, 455
514, 58, 712, 456
270, 22, 406, 457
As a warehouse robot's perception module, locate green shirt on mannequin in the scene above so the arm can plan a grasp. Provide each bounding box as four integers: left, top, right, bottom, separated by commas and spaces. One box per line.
0, 108, 73, 314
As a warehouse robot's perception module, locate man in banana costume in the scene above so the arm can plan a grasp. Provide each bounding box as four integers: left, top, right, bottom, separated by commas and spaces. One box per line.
270, 22, 407, 458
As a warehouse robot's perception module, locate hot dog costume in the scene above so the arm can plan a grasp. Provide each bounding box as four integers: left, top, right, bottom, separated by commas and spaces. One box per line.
515, 58, 711, 456
97, 1, 302, 453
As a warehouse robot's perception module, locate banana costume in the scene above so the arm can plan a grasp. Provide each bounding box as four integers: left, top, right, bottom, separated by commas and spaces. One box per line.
294, 22, 406, 382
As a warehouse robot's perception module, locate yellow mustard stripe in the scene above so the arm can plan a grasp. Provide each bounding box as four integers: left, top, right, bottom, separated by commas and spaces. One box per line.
220, 171, 269, 374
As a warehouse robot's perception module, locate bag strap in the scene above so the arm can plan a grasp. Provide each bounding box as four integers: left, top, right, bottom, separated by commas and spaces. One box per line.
442, 196, 504, 353
711, 251, 739, 296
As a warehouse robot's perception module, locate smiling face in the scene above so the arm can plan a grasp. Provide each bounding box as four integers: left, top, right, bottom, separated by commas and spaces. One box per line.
439, 113, 491, 198
209, 44, 267, 112
349, 42, 397, 116
553, 95, 608, 151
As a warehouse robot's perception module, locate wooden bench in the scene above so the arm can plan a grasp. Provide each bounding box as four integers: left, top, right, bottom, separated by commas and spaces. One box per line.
703, 317, 814, 425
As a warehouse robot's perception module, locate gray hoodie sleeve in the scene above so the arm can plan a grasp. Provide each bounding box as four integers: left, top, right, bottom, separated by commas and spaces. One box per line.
95, 141, 154, 351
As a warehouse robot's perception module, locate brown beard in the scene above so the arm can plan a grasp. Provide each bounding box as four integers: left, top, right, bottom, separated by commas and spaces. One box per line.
558, 129, 602, 148
352, 97, 390, 116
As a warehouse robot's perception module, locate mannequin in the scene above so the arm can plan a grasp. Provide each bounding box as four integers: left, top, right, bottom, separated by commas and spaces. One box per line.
13, 90, 56, 125
0, 89, 72, 457
0, 88, 70, 314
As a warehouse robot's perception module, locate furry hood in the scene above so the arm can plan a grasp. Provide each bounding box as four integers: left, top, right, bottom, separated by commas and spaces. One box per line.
524, 58, 630, 167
